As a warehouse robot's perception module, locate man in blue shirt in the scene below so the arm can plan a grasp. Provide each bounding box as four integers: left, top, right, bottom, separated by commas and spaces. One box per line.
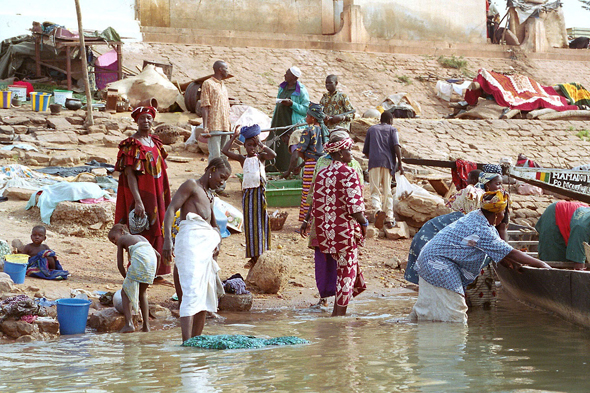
362, 111, 403, 229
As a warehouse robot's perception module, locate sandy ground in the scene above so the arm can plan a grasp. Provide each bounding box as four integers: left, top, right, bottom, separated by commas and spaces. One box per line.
1, 143, 413, 319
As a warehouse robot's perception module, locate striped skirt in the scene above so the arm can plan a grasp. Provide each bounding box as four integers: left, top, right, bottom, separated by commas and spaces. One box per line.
243, 185, 271, 258
299, 159, 317, 221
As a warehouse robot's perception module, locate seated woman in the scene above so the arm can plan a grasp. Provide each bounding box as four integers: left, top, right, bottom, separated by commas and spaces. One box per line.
536, 200, 590, 270
409, 191, 551, 324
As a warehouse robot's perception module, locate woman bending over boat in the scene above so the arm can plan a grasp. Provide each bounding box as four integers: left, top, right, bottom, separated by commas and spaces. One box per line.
409, 190, 551, 324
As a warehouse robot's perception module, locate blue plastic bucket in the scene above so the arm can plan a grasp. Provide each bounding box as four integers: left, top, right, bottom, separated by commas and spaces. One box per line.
4, 259, 27, 284
56, 298, 92, 335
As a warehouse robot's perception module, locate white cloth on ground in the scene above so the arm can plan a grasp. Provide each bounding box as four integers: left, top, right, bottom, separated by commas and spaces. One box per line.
175, 212, 224, 318
242, 156, 266, 189
25, 181, 109, 224
409, 277, 468, 324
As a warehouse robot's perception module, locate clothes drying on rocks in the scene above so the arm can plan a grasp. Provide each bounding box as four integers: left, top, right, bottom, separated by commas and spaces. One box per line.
35, 160, 115, 178
0, 164, 61, 195
465, 68, 578, 112
0, 295, 47, 322
557, 83, 590, 108
182, 334, 309, 349
25, 181, 109, 224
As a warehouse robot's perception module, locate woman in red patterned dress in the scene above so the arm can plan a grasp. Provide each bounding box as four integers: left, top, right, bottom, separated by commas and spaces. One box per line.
115, 106, 171, 282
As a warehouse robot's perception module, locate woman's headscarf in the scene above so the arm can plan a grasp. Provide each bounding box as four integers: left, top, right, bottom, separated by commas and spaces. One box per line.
476, 164, 502, 189
240, 124, 261, 139
324, 137, 354, 154
480, 190, 510, 213
131, 106, 157, 122
307, 103, 329, 143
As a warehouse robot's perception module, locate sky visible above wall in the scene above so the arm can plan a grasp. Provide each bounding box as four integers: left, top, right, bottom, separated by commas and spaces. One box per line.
494, 1, 590, 29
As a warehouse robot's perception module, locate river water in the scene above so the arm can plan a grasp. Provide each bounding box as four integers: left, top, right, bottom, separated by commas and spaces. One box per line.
2, 290, 590, 393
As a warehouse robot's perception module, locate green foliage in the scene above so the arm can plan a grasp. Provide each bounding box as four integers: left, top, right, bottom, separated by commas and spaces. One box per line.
396, 75, 412, 85
437, 55, 468, 70
259, 71, 275, 86
437, 55, 473, 78
575, 129, 590, 141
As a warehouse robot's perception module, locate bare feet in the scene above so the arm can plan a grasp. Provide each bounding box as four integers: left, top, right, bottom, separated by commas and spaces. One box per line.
142, 325, 150, 332
153, 276, 175, 287
120, 325, 135, 333
243, 258, 256, 269
375, 211, 386, 229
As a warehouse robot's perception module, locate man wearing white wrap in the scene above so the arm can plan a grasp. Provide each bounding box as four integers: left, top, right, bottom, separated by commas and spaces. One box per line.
162, 157, 232, 342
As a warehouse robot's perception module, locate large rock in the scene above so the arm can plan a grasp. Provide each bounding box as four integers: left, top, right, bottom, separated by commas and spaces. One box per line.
384, 221, 411, 240
87, 307, 128, 332
46, 117, 74, 130
2, 117, 29, 126
350, 118, 379, 142
0, 276, 15, 292
25, 151, 51, 165
218, 293, 253, 311
149, 304, 172, 319
4, 187, 35, 201
246, 251, 291, 294
35, 318, 59, 334
103, 135, 123, 147
395, 194, 452, 227
50, 201, 115, 236
0, 320, 37, 338
35, 132, 72, 145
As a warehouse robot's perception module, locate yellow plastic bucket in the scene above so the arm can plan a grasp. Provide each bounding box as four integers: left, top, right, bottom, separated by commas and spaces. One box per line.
30, 92, 51, 112
0, 91, 12, 109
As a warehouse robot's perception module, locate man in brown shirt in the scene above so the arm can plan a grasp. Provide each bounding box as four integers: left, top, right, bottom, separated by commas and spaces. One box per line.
201, 60, 231, 163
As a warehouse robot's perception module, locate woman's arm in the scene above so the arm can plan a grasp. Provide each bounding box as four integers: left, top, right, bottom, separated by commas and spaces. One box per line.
162, 181, 195, 264
124, 166, 145, 217
504, 249, 551, 269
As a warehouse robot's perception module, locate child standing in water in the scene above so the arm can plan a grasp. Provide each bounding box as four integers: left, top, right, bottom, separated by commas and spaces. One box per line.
222, 124, 276, 268
108, 223, 160, 333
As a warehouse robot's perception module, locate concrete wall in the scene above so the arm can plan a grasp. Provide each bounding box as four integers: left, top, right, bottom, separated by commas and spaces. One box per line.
0, 0, 140, 42
357, 0, 487, 43
168, 0, 323, 35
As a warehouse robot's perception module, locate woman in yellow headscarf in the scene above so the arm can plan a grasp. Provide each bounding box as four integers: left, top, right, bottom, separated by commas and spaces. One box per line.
408, 191, 551, 324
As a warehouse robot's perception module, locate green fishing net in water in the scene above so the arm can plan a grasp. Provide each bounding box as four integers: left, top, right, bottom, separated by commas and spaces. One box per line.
182, 334, 309, 349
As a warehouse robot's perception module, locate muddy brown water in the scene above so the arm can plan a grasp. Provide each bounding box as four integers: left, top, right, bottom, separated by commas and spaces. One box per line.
2, 290, 590, 392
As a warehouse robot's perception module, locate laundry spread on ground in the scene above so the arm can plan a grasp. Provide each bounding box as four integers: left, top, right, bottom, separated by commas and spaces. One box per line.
182, 334, 309, 349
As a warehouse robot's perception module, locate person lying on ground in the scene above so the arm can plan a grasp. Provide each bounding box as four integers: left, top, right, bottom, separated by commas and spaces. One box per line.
162, 157, 231, 343
409, 190, 551, 324
222, 124, 276, 269
108, 223, 160, 333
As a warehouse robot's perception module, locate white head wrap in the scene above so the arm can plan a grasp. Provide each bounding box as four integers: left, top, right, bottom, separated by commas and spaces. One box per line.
289, 66, 301, 78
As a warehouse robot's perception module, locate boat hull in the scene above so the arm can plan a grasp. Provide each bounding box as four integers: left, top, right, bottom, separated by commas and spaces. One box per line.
496, 263, 590, 328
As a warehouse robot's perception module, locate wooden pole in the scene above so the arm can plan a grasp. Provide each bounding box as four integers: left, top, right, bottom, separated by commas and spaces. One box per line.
74, 0, 94, 126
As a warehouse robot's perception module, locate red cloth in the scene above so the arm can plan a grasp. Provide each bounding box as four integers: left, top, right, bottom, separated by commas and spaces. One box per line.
13, 81, 34, 98
516, 158, 539, 168
555, 201, 589, 245
313, 161, 365, 254
312, 161, 366, 307
465, 69, 578, 112
451, 159, 477, 190
115, 136, 171, 275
